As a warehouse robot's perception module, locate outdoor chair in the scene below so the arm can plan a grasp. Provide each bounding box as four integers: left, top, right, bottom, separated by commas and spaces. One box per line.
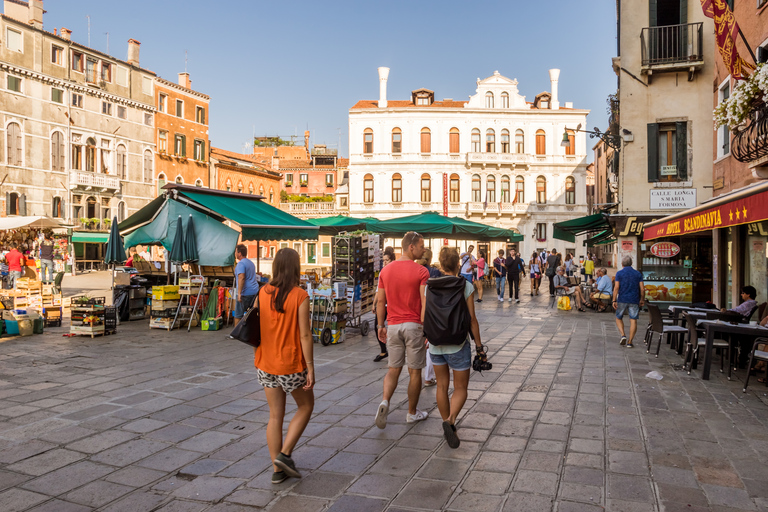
682, 313, 732, 378
743, 337, 768, 393
743, 305, 759, 324
646, 303, 687, 357
758, 302, 768, 323
643, 303, 674, 347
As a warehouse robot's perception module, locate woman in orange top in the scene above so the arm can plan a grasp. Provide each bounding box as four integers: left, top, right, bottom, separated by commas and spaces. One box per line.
255, 248, 314, 484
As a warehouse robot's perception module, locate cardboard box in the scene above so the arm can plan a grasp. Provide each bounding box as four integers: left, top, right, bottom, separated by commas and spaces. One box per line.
179, 276, 207, 287
149, 317, 176, 330
179, 286, 208, 296
151, 300, 179, 311
152, 285, 180, 301
114, 272, 131, 286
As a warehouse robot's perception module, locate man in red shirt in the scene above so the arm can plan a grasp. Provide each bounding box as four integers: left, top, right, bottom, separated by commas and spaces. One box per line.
5, 244, 24, 288
375, 231, 429, 429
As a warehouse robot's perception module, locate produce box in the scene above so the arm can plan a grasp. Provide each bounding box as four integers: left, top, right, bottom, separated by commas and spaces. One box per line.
149, 317, 176, 330
179, 286, 209, 296
152, 285, 180, 301
71, 324, 105, 335
179, 276, 207, 287
201, 317, 222, 331
151, 300, 179, 311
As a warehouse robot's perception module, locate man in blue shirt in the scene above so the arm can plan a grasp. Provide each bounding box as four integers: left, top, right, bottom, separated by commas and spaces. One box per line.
587, 268, 613, 310
234, 244, 260, 326
613, 256, 645, 348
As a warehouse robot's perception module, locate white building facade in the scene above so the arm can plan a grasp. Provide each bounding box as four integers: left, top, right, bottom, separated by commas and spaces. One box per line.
348, 68, 590, 258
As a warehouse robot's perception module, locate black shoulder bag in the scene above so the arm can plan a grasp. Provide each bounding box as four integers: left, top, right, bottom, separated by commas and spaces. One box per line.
230, 296, 261, 348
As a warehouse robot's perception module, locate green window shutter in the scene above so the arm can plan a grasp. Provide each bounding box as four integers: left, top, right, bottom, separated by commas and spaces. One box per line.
647, 123, 659, 182
679, 0, 687, 24
676, 121, 688, 180
649, 0, 657, 26
20, 194, 27, 216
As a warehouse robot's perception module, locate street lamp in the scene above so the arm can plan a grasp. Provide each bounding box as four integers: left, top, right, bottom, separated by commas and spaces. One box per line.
561, 123, 623, 152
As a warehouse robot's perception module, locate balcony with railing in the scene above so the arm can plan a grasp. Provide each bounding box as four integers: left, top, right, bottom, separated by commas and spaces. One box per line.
733, 105, 768, 167
466, 152, 531, 168
640, 23, 704, 78
280, 201, 338, 218
70, 171, 121, 192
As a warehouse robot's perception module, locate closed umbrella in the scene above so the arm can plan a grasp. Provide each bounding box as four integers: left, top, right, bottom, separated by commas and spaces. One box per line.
184, 214, 199, 263
169, 215, 186, 263
104, 216, 126, 292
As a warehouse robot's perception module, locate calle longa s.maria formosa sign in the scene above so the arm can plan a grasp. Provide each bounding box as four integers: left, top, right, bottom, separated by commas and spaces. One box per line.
643, 189, 768, 241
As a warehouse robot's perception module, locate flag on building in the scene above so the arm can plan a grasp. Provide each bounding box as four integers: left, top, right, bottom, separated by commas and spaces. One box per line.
700, 0, 755, 79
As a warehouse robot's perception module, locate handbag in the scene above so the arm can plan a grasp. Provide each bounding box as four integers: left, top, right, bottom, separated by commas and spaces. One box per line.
545, 266, 556, 278
580, 267, 586, 275
557, 295, 571, 311
229, 296, 261, 348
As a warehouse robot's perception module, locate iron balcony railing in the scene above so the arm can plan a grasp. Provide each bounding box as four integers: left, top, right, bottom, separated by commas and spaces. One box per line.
733, 105, 768, 163
641, 22, 703, 67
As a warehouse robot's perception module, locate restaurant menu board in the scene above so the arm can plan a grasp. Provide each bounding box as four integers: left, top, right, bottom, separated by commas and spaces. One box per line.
644, 280, 692, 303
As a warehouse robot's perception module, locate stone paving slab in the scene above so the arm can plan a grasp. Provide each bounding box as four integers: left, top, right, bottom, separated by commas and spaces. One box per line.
0, 280, 768, 511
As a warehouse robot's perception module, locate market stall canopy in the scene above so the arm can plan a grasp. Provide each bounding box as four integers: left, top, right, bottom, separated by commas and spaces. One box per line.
373, 212, 522, 241
104, 216, 126, 265
306, 216, 369, 235
583, 229, 616, 247
116, 196, 166, 234
0, 216, 68, 230
123, 198, 239, 266
72, 232, 109, 243
553, 213, 612, 243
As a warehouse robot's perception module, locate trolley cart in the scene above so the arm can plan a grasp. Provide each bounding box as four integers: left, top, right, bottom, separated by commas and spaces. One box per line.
308, 286, 341, 346
345, 300, 371, 336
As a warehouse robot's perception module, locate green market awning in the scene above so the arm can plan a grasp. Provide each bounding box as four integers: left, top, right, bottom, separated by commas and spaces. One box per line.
72, 232, 109, 243
307, 216, 369, 235
176, 189, 319, 241
554, 213, 612, 242
373, 212, 520, 241
117, 195, 166, 233
584, 230, 616, 246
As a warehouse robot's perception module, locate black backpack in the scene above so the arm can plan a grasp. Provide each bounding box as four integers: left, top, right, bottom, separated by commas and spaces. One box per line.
423, 275, 471, 346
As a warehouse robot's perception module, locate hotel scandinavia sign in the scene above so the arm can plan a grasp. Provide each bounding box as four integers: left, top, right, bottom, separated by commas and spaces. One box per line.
643, 189, 768, 241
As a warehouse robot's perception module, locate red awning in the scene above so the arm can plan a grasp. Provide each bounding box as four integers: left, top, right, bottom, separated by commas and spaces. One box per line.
643, 181, 768, 241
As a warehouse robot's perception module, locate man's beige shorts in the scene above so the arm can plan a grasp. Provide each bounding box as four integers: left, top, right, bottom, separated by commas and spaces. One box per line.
386, 322, 426, 369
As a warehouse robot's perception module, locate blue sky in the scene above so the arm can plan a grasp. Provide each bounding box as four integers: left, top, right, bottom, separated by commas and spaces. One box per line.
46, 0, 618, 158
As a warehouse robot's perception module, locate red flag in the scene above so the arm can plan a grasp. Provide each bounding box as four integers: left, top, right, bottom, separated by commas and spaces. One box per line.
700, 0, 755, 79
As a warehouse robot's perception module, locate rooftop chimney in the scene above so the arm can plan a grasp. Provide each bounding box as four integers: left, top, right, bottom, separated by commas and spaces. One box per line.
127, 39, 141, 67
178, 72, 191, 89
378, 67, 389, 108
549, 69, 560, 110
28, 0, 43, 29
60, 27, 71, 41
304, 130, 310, 148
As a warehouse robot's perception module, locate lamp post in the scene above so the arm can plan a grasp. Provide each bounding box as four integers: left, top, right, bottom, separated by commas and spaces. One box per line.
561, 123, 624, 153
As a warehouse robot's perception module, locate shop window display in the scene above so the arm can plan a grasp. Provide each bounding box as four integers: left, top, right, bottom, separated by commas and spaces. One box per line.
640, 235, 712, 305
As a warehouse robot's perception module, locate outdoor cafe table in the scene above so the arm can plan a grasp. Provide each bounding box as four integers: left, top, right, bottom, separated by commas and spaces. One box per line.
695, 320, 768, 380
668, 305, 716, 326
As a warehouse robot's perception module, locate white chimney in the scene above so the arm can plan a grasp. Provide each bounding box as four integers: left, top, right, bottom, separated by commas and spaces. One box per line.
178, 72, 191, 89
127, 39, 141, 67
549, 69, 560, 110
60, 27, 71, 41
378, 67, 389, 108
29, 0, 44, 29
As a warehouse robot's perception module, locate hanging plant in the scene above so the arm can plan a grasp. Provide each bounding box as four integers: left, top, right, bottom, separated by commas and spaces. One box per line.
714, 63, 768, 129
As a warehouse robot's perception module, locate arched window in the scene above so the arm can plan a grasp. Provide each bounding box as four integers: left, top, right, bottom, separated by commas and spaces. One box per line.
52, 196, 63, 218
565, 176, 576, 204
449, 127, 460, 154
175, 175, 183, 184
565, 129, 575, 156
515, 176, 525, 203
237, 181, 243, 193
363, 128, 373, 154
449, 173, 460, 202
269, 187, 274, 203
117, 201, 126, 223
8, 192, 19, 215
471, 129, 481, 152
536, 129, 546, 155
363, 173, 374, 203
471, 174, 481, 202
391, 128, 401, 154
421, 173, 431, 202
6, 122, 21, 166
486, 129, 495, 153
86, 196, 97, 218
501, 129, 510, 153
515, 129, 525, 153
116, 145, 127, 179
248, 183, 254, 194
420, 127, 431, 153
85, 137, 97, 172
259, 185, 265, 196
536, 176, 547, 203
485, 91, 494, 108
143, 149, 152, 182
392, 173, 402, 203
51, 132, 65, 172
195, 179, 203, 187
157, 173, 166, 196
501, 175, 510, 202
225, 178, 231, 191
487, 175, 496, 203
501, 92, 509, 109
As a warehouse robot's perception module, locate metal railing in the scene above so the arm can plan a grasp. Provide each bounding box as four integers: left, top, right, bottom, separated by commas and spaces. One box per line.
641, 23, 703, 67
733, 105, 768, 163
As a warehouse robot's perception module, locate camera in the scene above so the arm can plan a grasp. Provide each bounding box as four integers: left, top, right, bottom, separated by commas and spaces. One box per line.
472, 344, 492, 373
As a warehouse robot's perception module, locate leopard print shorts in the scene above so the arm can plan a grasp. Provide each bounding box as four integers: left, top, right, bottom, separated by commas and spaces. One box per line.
256, 368, 308, 393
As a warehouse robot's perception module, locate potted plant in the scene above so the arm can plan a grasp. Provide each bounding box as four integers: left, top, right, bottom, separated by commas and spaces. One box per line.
103, 219, 111, 229
715, 63, 768, 129
90, 218, 100, 230
80, 217, 90, 229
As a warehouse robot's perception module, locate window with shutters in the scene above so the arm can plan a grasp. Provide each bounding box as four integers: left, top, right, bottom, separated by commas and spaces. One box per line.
420, 128, 431, 153
158, 94, 167, 113
52, 45, 63, 65
536, 223, 547, 241
51, 88, 63, 104
72, 50, 84, 72
325, 173, 334, 187
71, 93, 83, 108
487, 175, 496, 203
501, 129, 510, 153
501, 175, 510, 202
536, 129, 546, 155
299, 174, 308, 186
471, 129, 481, 152
84, 138, 96, 172
175, 99, 184, 118
158, 131, 167, 153
647, 122, 687, 182
196, 106, 205, 124
8, 192, 19, 215
391, 128, 401, 153
485, 92, 494, 108
175, 134, 186, 157
285, 173, 293, 185
194, 139, 205, 161
515, 176, 525, 203
363, 128, 373, 154
565, 176, 576, 204
363, 173, 374, 203
100, 140, 111, 174
102, 102, 112, 116
52, 197, 63, 218
471, 174, 482, 202
116, 145, 127, 179
421, 174, 431, 202
6, 123, 22, 166
72, 140, 82, 170
515, 129, 525, 153
117, 201, 126, 222
536, 176, 547, 203
449, 128, 460, 154
143, 150, 153, 182
450, 174, 460, 202
717, 80, 730, 158
565, 129, 575, 156
101, 62, 112, 83
51, 132, 65, 172
392, 173, 402, 203
486, 129, 495, 152
6, 28, 22, 53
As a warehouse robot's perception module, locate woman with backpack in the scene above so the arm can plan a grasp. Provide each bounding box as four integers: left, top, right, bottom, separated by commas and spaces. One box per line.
529, 251, 541, 296
423, 247, 484, 449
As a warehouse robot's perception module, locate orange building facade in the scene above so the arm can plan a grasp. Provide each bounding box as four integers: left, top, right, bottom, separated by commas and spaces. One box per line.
155, 73, 210, 193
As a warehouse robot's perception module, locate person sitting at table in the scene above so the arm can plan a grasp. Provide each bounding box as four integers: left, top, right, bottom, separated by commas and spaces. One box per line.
587, 268, 613, 311
554, 266, 586, 311
721, 286, 758, 320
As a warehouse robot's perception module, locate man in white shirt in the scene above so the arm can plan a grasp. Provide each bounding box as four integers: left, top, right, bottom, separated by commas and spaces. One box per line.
459, 246, 476, 283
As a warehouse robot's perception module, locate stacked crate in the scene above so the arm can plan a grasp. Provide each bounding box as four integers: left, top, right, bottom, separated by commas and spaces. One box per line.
69, 296, 106, 337
149, 285, 180, 330
332, 234, 383, 317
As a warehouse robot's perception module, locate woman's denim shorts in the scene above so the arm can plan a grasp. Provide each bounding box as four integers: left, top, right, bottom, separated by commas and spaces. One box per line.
429, 341, 471, 371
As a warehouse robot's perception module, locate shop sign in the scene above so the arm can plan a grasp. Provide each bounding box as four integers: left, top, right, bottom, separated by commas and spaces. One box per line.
621, 241, 634, 251
650, 189, 697, 210
650, 242, 680, 258
615, 216, 660, 237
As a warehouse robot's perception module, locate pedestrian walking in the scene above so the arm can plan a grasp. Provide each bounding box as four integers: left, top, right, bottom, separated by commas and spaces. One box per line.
372, 248, 396, 362
375, 231, 430, 429
39, 233, 55, 284
545, 248, 562, 296
254, 248, 314, 484
529, 251, 541, 296
613, 256, 645, 348
564, 253, 573, 277
6, 244, 23, 288
416, 248, 441, 386
475, 251, 486, 303
505, 248, 525, 303
492, 249, 507, 301
423, 247, 483, 448
459, 245, 476, 283
584, 253, 595, 282
234, 244, 260, 327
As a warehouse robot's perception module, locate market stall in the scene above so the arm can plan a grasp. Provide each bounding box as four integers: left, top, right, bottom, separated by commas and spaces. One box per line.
0, 216, 69, 281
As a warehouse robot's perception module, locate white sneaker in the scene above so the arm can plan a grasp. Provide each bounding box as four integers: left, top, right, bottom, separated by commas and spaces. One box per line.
498, 296, 503, 302
375, 400, 389, 429
406, 409, 429, 423
508, 298, 513, 302
515, 299, 520, 303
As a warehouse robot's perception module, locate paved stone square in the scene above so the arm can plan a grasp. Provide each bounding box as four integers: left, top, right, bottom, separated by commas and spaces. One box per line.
1, 282, 767, 511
